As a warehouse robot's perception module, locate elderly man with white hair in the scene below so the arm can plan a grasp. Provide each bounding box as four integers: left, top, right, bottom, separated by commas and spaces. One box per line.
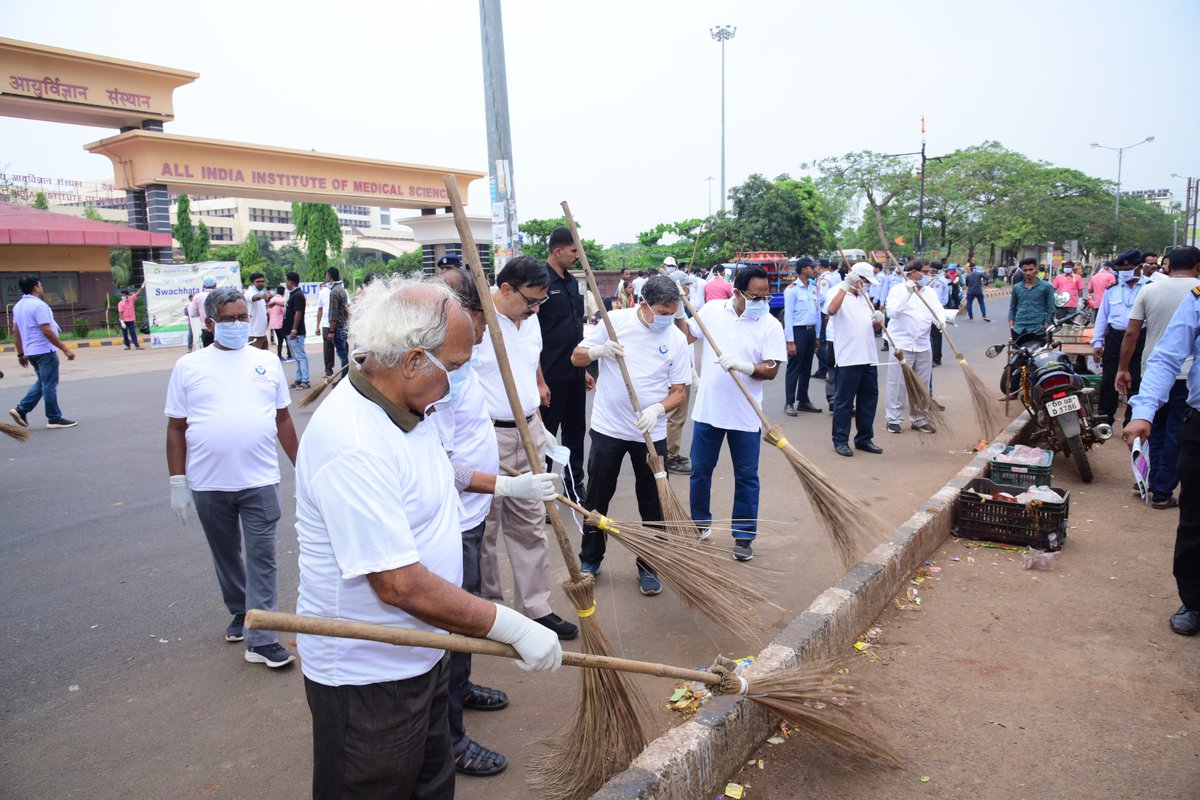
294, 276, 562, 798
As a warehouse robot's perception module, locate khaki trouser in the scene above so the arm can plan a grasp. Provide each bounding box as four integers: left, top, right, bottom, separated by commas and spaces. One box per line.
666, 383, 691, 459
481, 417, 554, 618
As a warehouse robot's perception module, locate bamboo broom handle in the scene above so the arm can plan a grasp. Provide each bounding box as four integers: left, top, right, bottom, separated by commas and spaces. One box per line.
559, 201, 658, 455
837, 246, 906, 361
247, 610, 721, 687
442, 177, 583, 583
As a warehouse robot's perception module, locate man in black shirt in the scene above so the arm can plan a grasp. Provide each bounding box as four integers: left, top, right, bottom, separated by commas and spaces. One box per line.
283, 271, 310, 389
538, 227, 591, 499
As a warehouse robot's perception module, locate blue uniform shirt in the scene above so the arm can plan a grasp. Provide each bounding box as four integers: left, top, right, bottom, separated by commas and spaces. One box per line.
783, 279, 821, 341
1091, 279, 1143, 348
1129, 288, 1200, 420
932, 276, 951, 305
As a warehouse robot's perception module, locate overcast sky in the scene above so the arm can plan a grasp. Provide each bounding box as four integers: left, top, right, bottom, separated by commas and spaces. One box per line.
3, 0, 1196, 244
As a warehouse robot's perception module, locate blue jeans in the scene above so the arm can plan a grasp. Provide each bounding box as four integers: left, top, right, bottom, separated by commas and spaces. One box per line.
832, 363, 878, 447
331, 326, 349, 370
1149, 380, 1188, 503
288, 334, 309, 384
18, 352, 64, 422
690, 420, 762, 539
966, 293, 986, 319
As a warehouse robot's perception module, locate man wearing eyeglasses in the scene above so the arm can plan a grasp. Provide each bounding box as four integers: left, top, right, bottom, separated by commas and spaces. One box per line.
676, 265, 787, 562
475, 257, 578, 641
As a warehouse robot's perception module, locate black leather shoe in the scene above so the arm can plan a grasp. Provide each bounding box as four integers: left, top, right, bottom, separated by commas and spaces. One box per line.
835, 444, 853, 457
856, 441, 884, 454
796, 402, 822, 413
534, 612, 579, 640
1170, 605, 1200, 636
811, 371, 827, 379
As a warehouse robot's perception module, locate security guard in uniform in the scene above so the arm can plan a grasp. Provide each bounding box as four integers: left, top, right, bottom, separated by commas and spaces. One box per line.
1092, 249, 1145, 424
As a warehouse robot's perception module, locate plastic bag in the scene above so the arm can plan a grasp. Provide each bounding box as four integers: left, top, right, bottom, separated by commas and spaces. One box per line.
1024, 550, 1059, 570
994, 445, 1050, 466
1014, 485, 1063, 504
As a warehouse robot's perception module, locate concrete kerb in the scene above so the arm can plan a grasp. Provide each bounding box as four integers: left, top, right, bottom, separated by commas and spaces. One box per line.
592, 411, 1037, 800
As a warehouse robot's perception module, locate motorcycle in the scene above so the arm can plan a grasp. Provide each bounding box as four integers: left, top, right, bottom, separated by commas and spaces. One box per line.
986, 308, 1111, 483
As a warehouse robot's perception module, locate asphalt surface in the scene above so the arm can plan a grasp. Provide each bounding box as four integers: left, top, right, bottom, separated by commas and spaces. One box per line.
0, 307, 1024, 799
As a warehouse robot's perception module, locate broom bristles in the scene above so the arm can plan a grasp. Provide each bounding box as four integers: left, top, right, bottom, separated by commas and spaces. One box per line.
740, 664, 902, 768
298, 375, 337, 408
1, 422, 30, 441
764, 425, 888, 570
530, 576, 652, 799
647, 450, 700, 540
898, 358, 951, 435
957, 355, 1005, 440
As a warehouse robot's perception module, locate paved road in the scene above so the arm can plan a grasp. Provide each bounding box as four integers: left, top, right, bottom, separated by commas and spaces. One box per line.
0, 312, 1025, 799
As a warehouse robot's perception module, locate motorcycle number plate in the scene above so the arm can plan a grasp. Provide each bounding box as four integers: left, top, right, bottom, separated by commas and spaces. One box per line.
1046, 395, 1082, 417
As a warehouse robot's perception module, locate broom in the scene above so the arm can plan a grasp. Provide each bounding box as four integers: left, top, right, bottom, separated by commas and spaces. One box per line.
888, 252, 1005, 441
561, 201, 698, 542
837, 247, 949, 437
673, 284, 888, 571
247, 609, 902, 769
443, 176, 650, 799
1, 422, 29, 441
500, 464, 777, 636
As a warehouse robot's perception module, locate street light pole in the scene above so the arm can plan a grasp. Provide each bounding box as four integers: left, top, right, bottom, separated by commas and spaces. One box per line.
1173, 173, 1199, 248
710, 25, 736, 214
706, 176, 715, 216
1091, 136, 1155, 222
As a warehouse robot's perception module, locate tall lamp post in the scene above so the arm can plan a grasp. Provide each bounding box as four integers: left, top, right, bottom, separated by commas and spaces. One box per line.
1091, 136, 1155, 220
706, 175, 715, 216
1172, 172, 1198, 248
710, 25, 736, 213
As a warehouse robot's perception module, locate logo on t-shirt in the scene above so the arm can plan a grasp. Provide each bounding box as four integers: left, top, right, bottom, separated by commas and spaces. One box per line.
658, 345, 669, 355
251, 363, 273, 385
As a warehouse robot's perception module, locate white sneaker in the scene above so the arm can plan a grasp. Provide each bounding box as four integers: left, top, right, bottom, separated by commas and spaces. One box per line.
698, 527, 712, 541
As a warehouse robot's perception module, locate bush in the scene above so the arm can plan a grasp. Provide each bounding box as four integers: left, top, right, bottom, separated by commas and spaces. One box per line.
73, 317, 91, 339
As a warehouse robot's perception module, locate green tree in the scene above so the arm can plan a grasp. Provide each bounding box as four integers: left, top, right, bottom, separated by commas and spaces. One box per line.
110, 249, 131, 286
725, 174, 830, 255
387, 249, 424, 275
807, 151, 917, 251
173, 194, 211, 262
32, 191, 49, 210
83, 204, 103, 222
292, 203, 343, 280
195, 220, 211, 261
237, 234, 264, 271
518, 216, 606, 268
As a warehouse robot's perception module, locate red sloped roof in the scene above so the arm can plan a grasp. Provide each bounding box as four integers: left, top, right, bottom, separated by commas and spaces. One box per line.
0, 201, 174, 248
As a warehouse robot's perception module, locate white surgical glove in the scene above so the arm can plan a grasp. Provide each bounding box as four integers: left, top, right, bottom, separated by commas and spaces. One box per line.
841, 274, 862, 291
905, 282, 916, 293
717, 354, 755, 376
674, 304, 687, 319
487, 604, 562, 672
872, 310, 886, 325
169, 475, 193, 526
494, 471, 562, 501
635, 402, 665, 433
587, 341, 625, 361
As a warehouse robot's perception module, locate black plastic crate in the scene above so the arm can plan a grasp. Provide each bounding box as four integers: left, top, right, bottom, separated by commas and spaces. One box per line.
957, 478, 1069, 551
988, 447, 1054, 489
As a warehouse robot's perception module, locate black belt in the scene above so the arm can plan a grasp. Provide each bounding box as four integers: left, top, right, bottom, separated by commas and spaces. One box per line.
493, 413, 536, 428
792, 324, 815, 330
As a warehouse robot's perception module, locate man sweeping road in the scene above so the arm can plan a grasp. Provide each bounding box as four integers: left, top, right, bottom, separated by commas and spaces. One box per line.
884, 260, 942, 434
573, 275, 691, 593
826, 263, 885, 457
293, 277, 561, 797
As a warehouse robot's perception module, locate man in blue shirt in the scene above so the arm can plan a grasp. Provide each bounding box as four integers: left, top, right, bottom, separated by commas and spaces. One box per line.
1124, 287, 1200, 636
783, 257, 822, 415
1091, 249, 1145, 424
964, 260, 990, 321
9, 275, 77, 430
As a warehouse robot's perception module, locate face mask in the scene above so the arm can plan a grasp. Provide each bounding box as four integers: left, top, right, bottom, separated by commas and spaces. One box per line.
421, 350, 452, 415
648, 312, 675, 333
1063, 268, 1073, 274
546, 441, 571, 466
214, 321, 249, 349
1118, 270, 1135, 283
741, 298, 768, 321
447, 358, 473, 407
919, 276, 932, 287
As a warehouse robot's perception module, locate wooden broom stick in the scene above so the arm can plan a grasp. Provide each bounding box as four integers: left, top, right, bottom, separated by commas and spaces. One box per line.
442, 178, 583, 582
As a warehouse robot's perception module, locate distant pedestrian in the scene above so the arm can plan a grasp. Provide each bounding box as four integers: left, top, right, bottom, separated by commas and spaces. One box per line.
164, 285, 299, 669
324, 267, 351, 373
315, 276, 333, 376
243, 273, 270, 350
1052, 262, 1085, 320
783, 257, 823, 415
118, 284, 143, 350
283, 271, 309, 390
191, 275, 217, 348
964, 262, 990, 321
9, 275, 77, 430
267, 285, 290, 360
703, 265, 733, 301
1091, 251, 1144, 424
184, 293, 196, 352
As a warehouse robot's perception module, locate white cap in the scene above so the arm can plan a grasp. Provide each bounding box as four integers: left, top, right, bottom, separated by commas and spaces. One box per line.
663, 256, 677, 267
850, 263, 879, 284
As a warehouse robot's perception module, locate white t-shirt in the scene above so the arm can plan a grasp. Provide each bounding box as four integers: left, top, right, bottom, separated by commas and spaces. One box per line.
475, 307, 543, 420
164, 345, 290, 491
579, 308, 692, 442
1131, 276, 1200, 378
688, 300, 787, 433
825, 286, 878, 367
632, 276, 647, 299
317, 284, 331, 330
295, 379, 463, 686
245, 286, 269, 337
428, 355, 499, 529
688, 277, 707, 310
884, 282, 942, 352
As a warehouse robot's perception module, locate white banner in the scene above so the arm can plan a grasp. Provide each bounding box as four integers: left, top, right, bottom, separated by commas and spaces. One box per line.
145, 261, 240, 348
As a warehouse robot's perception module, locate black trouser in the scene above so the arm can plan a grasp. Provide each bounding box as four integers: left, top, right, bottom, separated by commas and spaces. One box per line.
322, 328, 334, 377
824, 340, 838, 404
305, 655, 454, 800
579, 430, 666, 571
785, 325, 817, 405
273, 327, 291, 359
930, 324, 942, 362
1176, 409, 1200, 611
448, 520, 485, 756
541, 376, 587, 497
814, 314, 830, 376
1098, 327, 1144, 423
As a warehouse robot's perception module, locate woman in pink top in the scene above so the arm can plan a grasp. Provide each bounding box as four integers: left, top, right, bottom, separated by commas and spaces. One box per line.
267, 285, 290, 360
